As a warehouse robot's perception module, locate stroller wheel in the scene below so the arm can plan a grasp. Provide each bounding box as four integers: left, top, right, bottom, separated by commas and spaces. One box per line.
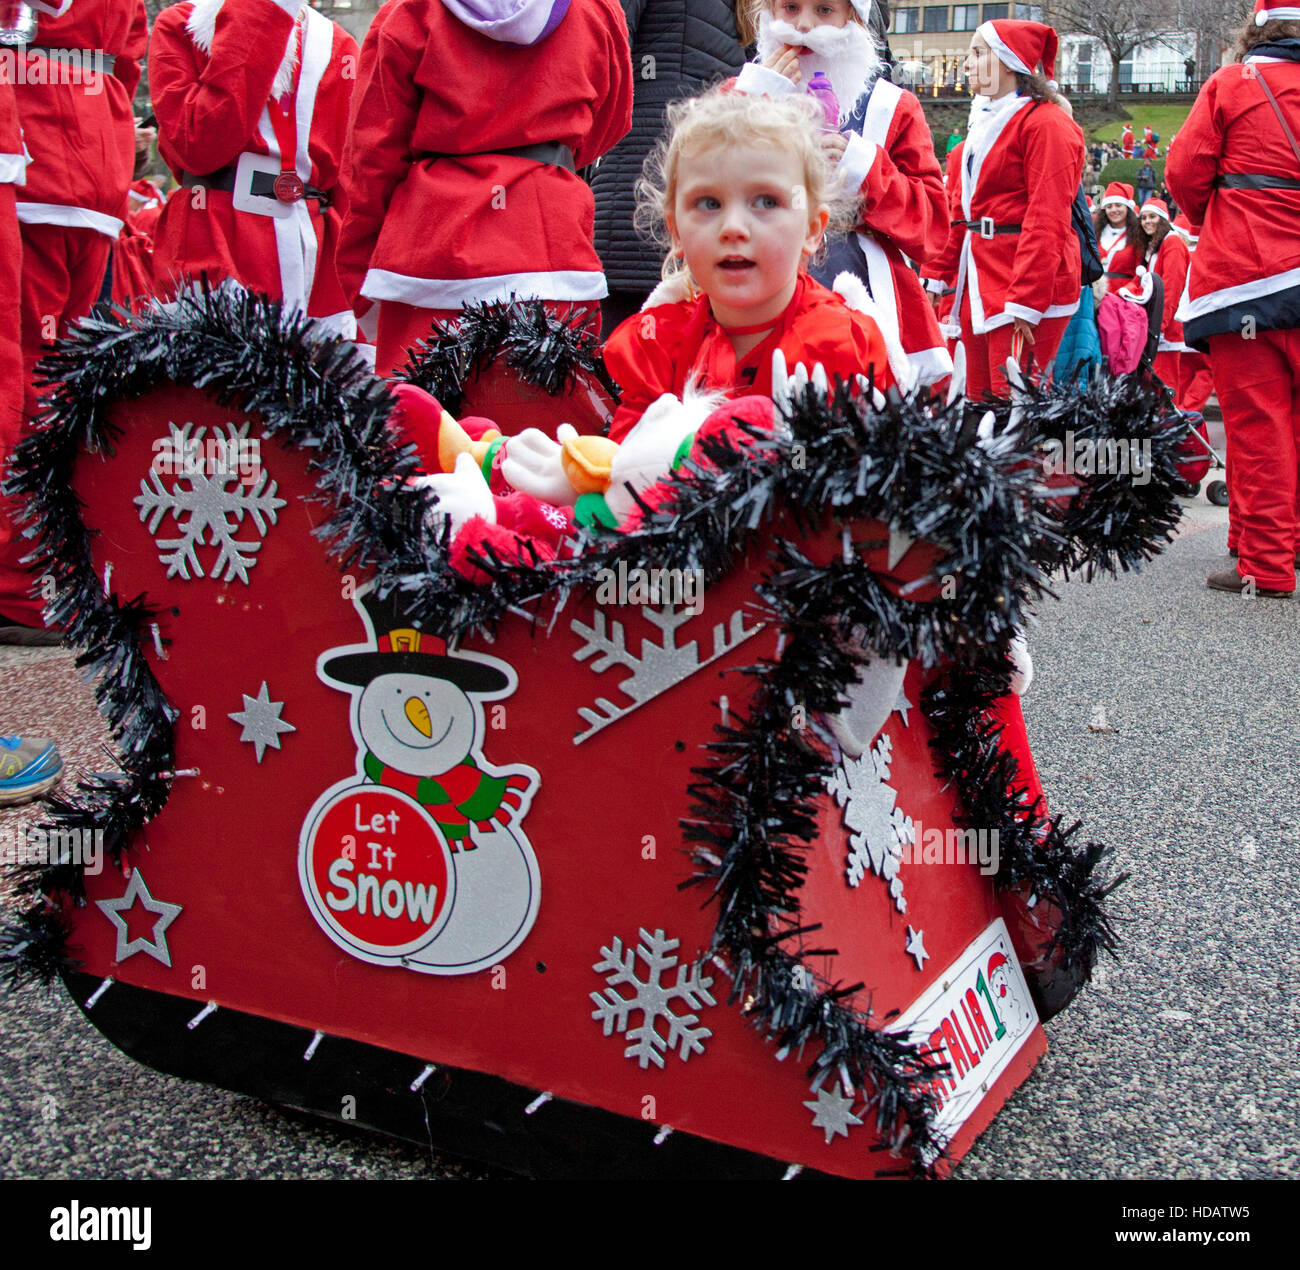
1206, 480, 1229, 507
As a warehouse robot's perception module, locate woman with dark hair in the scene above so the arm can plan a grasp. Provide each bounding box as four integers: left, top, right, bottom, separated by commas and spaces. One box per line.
1093, 183, 1147, 296
1166, 1, 1300, 598
1138, 197, 1191, 400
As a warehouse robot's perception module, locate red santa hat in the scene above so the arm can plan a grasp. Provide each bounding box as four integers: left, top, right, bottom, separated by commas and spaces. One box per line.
1139, 197, 1170, 221
1118, 265, 1154, 306
1253, 1, 1300, 25
1100, 181, 1137, 212
977, 18, 1058, 81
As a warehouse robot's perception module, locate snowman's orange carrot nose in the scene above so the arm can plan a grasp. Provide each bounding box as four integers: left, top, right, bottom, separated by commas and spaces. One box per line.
405, 697, 433, 738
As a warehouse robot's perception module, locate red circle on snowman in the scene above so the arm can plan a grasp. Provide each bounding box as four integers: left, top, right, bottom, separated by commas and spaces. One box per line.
302, 785, 455, 957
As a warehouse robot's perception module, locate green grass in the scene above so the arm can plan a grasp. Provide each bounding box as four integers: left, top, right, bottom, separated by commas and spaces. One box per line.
1088, 104, 1193, 146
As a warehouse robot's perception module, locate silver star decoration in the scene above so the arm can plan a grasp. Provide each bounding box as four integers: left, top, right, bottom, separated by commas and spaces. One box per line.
95, 869, 182, 967
229, 681, 296, 761
893, 684, 913, 726
887, 524, 914, 570
905, 925, 929, 971
803, 1084, 863, 1144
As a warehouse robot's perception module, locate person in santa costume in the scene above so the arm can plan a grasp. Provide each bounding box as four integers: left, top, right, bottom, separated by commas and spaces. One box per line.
148, 0, 358, 338
920, 18, 1084, 400
337, 0, 633, 377
111, 122, 167, 310
1093, 182, 1146, 297
1166, 1, 1300, 598
733, 0, 952, 389
1138, 197, 1191, 399
1120, 121, 1134, 157
1169, 212, 1215, 413
5, 0, 146, 635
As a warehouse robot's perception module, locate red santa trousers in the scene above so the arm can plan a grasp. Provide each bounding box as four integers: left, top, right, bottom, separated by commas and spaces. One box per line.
1207, 328, 1300, 591
961, 309, 1071, 401
0, 184, 40, 626
1177, 349, 1213, 413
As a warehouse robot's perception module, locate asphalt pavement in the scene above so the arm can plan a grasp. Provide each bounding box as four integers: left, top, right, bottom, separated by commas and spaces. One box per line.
2, 489, 1297, 1181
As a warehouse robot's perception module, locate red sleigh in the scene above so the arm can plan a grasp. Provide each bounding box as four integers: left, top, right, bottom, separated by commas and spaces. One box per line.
4, 293, 1179, 1179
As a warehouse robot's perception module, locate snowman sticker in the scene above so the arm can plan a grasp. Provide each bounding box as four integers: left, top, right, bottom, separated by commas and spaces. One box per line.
298, 585, 541, 975
986, 951, 1035, 1043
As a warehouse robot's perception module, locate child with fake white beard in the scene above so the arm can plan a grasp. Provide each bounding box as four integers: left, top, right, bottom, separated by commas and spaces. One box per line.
732, 0, 953, 389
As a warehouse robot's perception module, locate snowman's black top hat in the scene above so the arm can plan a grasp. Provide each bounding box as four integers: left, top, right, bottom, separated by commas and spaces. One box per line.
321, 587, 508, 693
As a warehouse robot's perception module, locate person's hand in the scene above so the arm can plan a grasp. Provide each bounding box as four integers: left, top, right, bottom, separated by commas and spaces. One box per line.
763, 44, 803, 85
929, 290, 943, 313
820, 131, 848, 165
1012, 315, 1036, 345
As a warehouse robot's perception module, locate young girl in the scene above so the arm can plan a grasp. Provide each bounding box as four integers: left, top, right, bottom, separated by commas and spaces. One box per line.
1138, 197, 1191, 400
604, 88, 890, 445
733, 0, 952, 389
1094, 183, 1147, 296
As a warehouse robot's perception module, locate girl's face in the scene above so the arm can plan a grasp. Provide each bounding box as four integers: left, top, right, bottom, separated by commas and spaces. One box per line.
1105, 204, 1128, 226
668, 141, 828, 331
964, 34, 1013, 98
1139, 211, 1162, 235
772, 0, 854, 32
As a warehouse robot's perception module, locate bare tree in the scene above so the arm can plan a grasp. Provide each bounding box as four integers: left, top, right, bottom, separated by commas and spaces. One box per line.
1175, 0, 1253, 81
1052, 0, 1184, 107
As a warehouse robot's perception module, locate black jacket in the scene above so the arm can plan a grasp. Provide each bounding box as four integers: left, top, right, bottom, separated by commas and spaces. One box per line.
591, 0, 747, 295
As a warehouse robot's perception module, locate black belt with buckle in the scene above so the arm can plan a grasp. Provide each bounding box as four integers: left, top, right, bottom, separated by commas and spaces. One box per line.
13, 45, 117, 75
181, 167, 332, 207
1105, 271, 1135, 279
419, 141, 576, 173
953, 216, 1023, 239
1215, 172, 1300, 191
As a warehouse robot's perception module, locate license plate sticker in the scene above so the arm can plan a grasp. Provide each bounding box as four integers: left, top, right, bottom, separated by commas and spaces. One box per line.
888, 917, 1039, 1149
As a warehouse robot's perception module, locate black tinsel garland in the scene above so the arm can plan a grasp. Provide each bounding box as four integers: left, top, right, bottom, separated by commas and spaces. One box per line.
395, 298, 620, 412
0, 287, 1180, 1175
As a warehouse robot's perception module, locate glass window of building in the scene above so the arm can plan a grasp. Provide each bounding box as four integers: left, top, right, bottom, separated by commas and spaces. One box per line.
923, 6, 948, 31
952, 4, 979, 29
894, 6, 920, 31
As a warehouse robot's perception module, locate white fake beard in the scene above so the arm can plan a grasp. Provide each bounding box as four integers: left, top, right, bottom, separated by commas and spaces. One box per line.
755, 12, 881, 117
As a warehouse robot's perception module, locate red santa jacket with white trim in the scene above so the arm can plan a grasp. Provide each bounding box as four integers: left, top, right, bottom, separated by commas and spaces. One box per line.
149, 0, 357, 322
1147, 229, 1189, 351
1097, 223, 1143, 294
1166, 51, 1300, 346
922, 94, 1083, 335
337, 0, 633, 313
602, 273, 890, 443
11, 0, 146, 238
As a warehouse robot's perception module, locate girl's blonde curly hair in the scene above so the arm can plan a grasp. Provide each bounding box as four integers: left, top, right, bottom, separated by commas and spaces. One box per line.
633, 88, 852, 289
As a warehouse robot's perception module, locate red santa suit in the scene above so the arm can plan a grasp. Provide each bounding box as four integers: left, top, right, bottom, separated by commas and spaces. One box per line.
1, 69, 35, 624
738, 13, 952, 387
921, 83, 1083, 398
1121, 123, 1134, 158
1171, 215, 1213, 412
12, 0, 147, 419
149, 0, 358, 335
339, 0, 633, 376
1139, 200, 1191, 398
1095, 182, 1143, 295
1166, 11, 1300, 593
602, 272, 891, 443
112, 175, 166, 309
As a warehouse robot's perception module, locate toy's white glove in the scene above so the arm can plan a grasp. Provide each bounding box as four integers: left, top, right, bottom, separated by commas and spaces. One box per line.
1008, 629, 1033, 696
413, 452, 495, 535
606, 391, 713, 522
501, 424, 579, 506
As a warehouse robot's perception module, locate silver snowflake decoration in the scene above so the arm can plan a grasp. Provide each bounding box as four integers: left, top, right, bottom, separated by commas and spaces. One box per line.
135, 422, 285, 584
228, 681, 296, 761
572, 605, 761, 744
803, 1083, 863, 1144
591, 927, 716, 1068
826, 733, 913, 914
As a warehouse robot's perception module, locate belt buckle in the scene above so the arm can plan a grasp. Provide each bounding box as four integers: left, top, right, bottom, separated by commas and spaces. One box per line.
232, 152, 293, 220
979, 215, 995, 240
273, 170, 305, 203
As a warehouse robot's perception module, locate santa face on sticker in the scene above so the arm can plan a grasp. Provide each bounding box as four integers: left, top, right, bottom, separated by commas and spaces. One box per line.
987, 952, 1034, 1042
358, 673, 477, 777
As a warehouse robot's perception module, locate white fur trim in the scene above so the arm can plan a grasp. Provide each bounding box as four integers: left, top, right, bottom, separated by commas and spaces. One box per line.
1256, 7, 1300, 24
734, 63, 799, 98
641, 273, 694, 310
15, 202, 123, 237
28, 0, 74, 16
977, 21, 1031, 76
832, 271, 915, 392
1008, 630, 1033, 695
361, 267, 608, 307
836, 132, 877, 196
0, 153, 27, 185
187, 0, 305, 101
